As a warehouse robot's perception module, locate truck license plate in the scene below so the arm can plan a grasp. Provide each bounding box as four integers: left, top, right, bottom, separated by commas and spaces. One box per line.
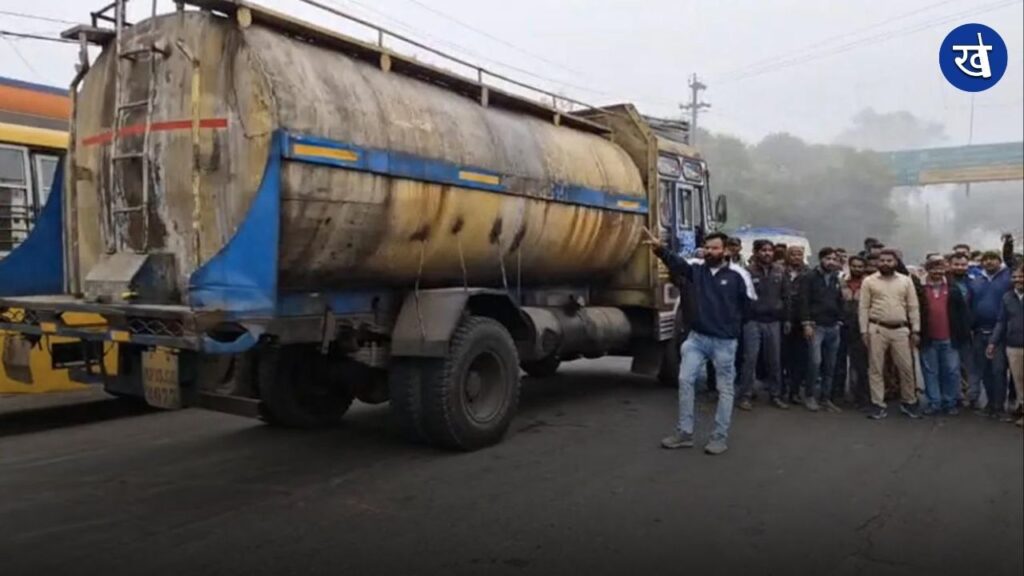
142, 348, 182, 410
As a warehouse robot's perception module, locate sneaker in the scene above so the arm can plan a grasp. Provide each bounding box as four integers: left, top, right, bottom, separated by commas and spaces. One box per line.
945, 407, 960, 417
900, 403, 922, 419
823, 400, 843, 414
704, 438, 728, 455
921, 406, 941, 417
737, 398, 754, 411
866, 406, 888, 420
804, 397, 820, 412
771, 397, 790, 410
1016, 417, 1023, 428
998, 413, 1016, 424
661, 432, 695, 449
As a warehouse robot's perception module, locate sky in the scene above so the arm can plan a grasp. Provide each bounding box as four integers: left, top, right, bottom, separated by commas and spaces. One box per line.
1, 0, 1022, 147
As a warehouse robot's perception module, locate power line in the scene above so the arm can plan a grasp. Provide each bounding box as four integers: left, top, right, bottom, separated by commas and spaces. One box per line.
394, 0, 589, 78
0, 9, 77, 25
720, 0, 1021, 84
0, 30, 77, 44
2, 36, 43, 81
714, 0, 968, 82
718, 0, 1022, 85
302, 0, 678, 109
316, 0, 602, 95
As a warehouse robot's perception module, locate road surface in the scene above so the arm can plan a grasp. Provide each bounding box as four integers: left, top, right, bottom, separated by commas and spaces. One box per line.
1, 358, 1021, 576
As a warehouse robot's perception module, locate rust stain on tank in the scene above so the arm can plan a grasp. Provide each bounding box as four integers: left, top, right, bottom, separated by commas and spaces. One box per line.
489, 218, 503, 245
409, 224, 431, 242
509, 223, 528, 253
451, 216, 465, 235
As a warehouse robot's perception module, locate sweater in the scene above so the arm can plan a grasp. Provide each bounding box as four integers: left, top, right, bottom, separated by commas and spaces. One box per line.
919, 280, 971, 347
968, 266, 1012, 331
655, 247, 750, 340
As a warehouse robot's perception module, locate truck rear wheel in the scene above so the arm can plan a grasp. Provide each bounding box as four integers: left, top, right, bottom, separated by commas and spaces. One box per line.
658, 338, 680, 387
388, 358, 437, 443
659, 306, 685, 387
421, 316, 521, 451
258, 345, 354, 428
521, 355, 561, 378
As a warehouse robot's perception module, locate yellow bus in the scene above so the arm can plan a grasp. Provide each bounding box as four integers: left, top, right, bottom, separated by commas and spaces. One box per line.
0, 76, 115, 394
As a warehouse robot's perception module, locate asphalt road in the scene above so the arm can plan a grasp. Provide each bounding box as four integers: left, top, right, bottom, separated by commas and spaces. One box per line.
1, 357, 1021, 576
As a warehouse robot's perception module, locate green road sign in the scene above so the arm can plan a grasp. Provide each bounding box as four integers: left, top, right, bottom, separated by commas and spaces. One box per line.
885, 142, 1023, 186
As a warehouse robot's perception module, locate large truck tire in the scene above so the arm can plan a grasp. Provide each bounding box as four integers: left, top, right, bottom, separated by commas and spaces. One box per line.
658, 300, 687, 387
421, 316, 521, 451
658, 338, 680, 387
258, 345, 354, 428
388, 358, 439, 443
520, 355, 561, 378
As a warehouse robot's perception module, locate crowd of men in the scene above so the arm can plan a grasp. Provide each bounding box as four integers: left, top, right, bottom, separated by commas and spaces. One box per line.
645, 230, 1024, 456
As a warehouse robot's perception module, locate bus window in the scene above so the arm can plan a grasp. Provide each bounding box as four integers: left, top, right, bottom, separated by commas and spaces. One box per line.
34, 153, 59, 209
0, 144, 31, 253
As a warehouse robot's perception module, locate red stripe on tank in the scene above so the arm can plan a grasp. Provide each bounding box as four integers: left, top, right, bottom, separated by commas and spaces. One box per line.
81, 118, 228, 146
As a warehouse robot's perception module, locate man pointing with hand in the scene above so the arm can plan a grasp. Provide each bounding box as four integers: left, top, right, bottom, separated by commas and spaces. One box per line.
644, 228, 752, 456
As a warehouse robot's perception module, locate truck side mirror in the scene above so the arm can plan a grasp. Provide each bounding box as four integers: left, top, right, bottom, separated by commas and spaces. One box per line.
714, 195, 728, 224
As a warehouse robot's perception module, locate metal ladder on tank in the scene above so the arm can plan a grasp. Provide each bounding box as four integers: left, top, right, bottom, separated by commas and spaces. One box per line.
106, 0, 164, 253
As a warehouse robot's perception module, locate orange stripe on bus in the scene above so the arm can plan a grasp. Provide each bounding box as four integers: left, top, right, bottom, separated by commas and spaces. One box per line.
82, 118, 229, 146
0, 84, 70, 121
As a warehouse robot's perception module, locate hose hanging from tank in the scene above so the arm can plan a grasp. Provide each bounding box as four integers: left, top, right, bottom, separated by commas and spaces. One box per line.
457, 235, 468, 293
413, 240, 427, 341
497, 242, 509, 294
516, 249, 522, 305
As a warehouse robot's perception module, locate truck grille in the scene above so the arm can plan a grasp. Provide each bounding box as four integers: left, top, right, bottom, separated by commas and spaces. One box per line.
127, 316, 186, 338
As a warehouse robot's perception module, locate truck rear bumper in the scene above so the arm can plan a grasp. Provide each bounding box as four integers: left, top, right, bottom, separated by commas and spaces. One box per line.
0, 295, 254, 352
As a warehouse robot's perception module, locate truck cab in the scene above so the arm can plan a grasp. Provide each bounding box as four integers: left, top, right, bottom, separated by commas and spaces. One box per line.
654, 139, 716, 258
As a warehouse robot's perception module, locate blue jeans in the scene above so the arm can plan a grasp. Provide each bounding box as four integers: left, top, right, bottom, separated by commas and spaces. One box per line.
739, 321, 782, 400
921, 340, 960, 411
806, 324, 841, 401
970, 329, 1008, 411
956, 341, 972, 403
677, 331, 738, 441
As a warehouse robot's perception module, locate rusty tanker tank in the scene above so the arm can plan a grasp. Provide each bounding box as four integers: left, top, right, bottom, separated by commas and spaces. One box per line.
70, 9, 646, 298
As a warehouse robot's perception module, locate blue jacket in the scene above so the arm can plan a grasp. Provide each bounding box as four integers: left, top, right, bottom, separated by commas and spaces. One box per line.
968, 266, 1012, 331
991, 290, 1024, 349
655, 248, 750, 340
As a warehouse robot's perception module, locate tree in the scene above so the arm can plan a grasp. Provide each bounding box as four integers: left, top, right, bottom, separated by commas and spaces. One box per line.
700, 127, 896, 251
834, 108, 947, 152
696, 109, 981, 259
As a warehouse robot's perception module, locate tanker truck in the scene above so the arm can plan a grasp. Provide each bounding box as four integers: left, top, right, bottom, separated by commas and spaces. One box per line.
0, 0, 726, 450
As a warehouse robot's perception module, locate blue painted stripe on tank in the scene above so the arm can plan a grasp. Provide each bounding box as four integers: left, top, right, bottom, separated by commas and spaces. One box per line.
285, 133, 507, 193
283, 132, 648, 214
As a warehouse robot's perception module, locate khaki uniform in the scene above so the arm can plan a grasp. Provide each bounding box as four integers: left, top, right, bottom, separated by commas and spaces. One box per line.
858, 272, 921, 407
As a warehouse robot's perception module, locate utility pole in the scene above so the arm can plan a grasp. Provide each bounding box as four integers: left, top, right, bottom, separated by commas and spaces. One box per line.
680, 74, 711, 146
